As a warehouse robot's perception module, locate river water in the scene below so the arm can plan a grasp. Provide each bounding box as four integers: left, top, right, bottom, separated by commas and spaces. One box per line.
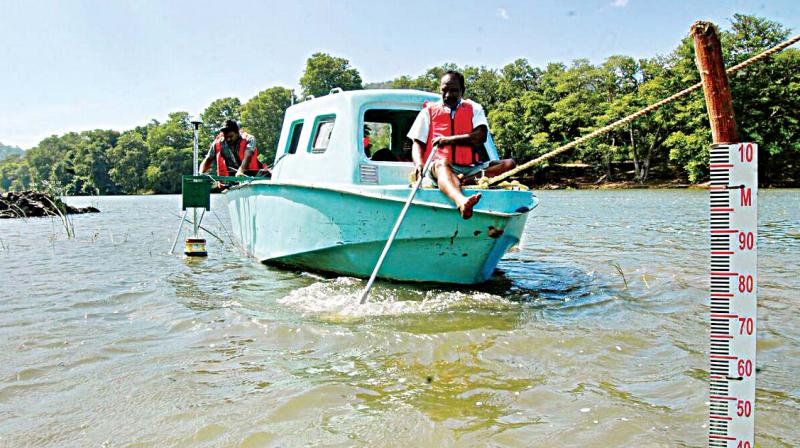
1, 190, 797, 447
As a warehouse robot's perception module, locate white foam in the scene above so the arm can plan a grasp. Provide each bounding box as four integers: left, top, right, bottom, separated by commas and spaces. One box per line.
277, 277, 514, 318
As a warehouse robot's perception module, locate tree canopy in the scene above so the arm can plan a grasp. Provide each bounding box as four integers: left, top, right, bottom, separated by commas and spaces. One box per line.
241, 87, 294, 164
300, 52, 363, 98
200, 97, 242, 147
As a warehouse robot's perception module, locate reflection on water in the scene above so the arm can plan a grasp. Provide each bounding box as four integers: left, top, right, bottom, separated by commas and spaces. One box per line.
1, 190, 798, 447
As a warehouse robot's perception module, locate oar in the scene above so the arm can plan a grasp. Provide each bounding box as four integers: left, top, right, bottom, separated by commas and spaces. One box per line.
359, 144, 440, 304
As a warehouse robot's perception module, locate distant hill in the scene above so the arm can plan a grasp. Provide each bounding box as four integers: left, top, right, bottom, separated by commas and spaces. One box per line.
0, 143, 24, 161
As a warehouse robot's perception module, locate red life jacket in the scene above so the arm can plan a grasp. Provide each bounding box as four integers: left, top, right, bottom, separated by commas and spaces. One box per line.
214, 131, 262, 176
424, 100, 481, 166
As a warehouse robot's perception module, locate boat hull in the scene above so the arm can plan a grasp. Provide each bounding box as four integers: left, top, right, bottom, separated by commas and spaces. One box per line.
224, 182, 535, 284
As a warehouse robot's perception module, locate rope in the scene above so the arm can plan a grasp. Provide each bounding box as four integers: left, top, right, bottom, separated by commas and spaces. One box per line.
480, 33, 800, 188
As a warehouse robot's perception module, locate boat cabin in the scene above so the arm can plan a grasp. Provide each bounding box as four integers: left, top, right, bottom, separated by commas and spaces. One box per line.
269, 89, 501, 186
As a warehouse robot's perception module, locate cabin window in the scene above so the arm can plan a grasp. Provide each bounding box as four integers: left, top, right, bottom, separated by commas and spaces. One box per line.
362, 109, 419, 162
309, 115, 336, 154
285, 120, 304, 154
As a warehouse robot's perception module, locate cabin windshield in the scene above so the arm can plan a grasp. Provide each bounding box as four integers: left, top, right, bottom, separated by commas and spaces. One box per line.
362, 109, 419, 162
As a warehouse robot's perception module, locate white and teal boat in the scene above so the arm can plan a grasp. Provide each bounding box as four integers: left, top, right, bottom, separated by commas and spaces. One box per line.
223, 89, 538, 284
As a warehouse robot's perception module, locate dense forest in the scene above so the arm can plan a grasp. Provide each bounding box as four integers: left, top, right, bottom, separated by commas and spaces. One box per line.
0, 14, 797, 194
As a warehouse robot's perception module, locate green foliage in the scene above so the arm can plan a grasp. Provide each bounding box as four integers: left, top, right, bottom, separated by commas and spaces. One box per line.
200, 97, 242, 147
497, 58, 542, 102
16, 131, 119, 195
0, 155, 31, 191
108, 131, 150, 193
240, 87, 293, 164
143, 112, 194, 193
146, 112, 193, 152
461, 66, 501, 110
300, 52, 363, 98
145, 146, 193, 193
70, 130, 119, 195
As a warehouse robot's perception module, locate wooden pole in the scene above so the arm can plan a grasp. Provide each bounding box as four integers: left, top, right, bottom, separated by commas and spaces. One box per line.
691, 21, 739, 144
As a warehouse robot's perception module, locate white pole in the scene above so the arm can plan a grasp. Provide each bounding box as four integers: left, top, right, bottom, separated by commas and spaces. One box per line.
359, 145, 440, 304
191, 122, 200, 237
170, 210, 188, 254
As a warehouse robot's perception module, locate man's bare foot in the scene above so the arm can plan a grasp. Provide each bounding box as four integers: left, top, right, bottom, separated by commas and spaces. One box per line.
458, 193, 482, 219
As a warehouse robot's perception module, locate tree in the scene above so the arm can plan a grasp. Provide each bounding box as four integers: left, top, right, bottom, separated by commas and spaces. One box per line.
0, 155, 32, 191
25, 133, 81, 192
200, 97, 242, 147
68, 130, 119, 195
145, 146, 193, 193
240, 87, 293, 164
488, 91, 552, 162
299, 53, 363, 98
108, 131, 150, 193
497, 59, 542, 103
462, 66, 500, 111
146, 112, 193, 152
144, 112, 194, 193
544, 59, 607, 169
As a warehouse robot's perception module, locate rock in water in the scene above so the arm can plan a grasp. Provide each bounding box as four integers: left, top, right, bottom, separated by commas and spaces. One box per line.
0, 190, 100, 219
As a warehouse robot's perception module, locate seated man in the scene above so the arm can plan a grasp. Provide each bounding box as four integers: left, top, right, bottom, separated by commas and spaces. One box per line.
407, 70, 516, 219
199, 119, 264, 177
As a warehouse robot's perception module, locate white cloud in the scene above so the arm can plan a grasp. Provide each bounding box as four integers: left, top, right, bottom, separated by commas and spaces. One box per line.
497, 8, 510, 20
611, 0, 629, 7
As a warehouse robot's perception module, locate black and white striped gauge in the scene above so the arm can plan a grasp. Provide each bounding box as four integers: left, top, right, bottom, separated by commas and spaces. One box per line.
708, 143, 758, 448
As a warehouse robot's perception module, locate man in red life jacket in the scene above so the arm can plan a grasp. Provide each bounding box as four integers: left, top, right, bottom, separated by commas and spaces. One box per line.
407, 71, 516, 219
199, 119, 262, 178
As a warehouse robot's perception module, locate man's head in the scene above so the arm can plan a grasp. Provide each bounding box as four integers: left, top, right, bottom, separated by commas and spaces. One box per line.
219, 119, 241, 146
439, 70, 466, 109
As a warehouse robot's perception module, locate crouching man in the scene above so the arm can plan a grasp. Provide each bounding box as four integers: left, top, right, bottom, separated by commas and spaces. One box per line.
199, 119, 263, 177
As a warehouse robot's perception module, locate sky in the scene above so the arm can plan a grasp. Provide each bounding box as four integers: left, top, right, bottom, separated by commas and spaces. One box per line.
1, 0, 798, 149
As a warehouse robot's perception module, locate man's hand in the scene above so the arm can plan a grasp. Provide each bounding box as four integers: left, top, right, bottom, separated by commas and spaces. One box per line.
234, 168, 246, 177
431, 136, 451, 148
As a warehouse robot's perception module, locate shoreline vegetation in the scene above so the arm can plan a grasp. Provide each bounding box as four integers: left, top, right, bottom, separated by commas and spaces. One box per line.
1, 14, 797, 195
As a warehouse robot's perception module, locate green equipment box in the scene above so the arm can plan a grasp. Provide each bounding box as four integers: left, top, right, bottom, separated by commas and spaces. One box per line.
182, 175, 212, 210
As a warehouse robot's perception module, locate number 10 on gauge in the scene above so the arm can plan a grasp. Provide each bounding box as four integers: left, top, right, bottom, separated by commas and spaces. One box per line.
708, 143, 757, 448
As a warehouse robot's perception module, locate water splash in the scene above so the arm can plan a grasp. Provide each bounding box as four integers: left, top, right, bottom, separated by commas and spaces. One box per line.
277, 277, 515, 318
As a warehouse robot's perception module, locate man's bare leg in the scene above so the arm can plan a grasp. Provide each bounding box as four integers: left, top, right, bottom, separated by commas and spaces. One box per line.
433, 160, 481, 219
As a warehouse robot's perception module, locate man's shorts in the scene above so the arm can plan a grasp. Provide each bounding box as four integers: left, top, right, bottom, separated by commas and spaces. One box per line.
424, 160, 495, 187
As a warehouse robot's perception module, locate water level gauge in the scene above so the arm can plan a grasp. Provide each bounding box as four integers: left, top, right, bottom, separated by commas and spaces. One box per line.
708, 143, 758, 448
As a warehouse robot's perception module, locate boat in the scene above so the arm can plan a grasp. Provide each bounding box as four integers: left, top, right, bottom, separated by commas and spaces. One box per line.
223, 89, 538, 284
